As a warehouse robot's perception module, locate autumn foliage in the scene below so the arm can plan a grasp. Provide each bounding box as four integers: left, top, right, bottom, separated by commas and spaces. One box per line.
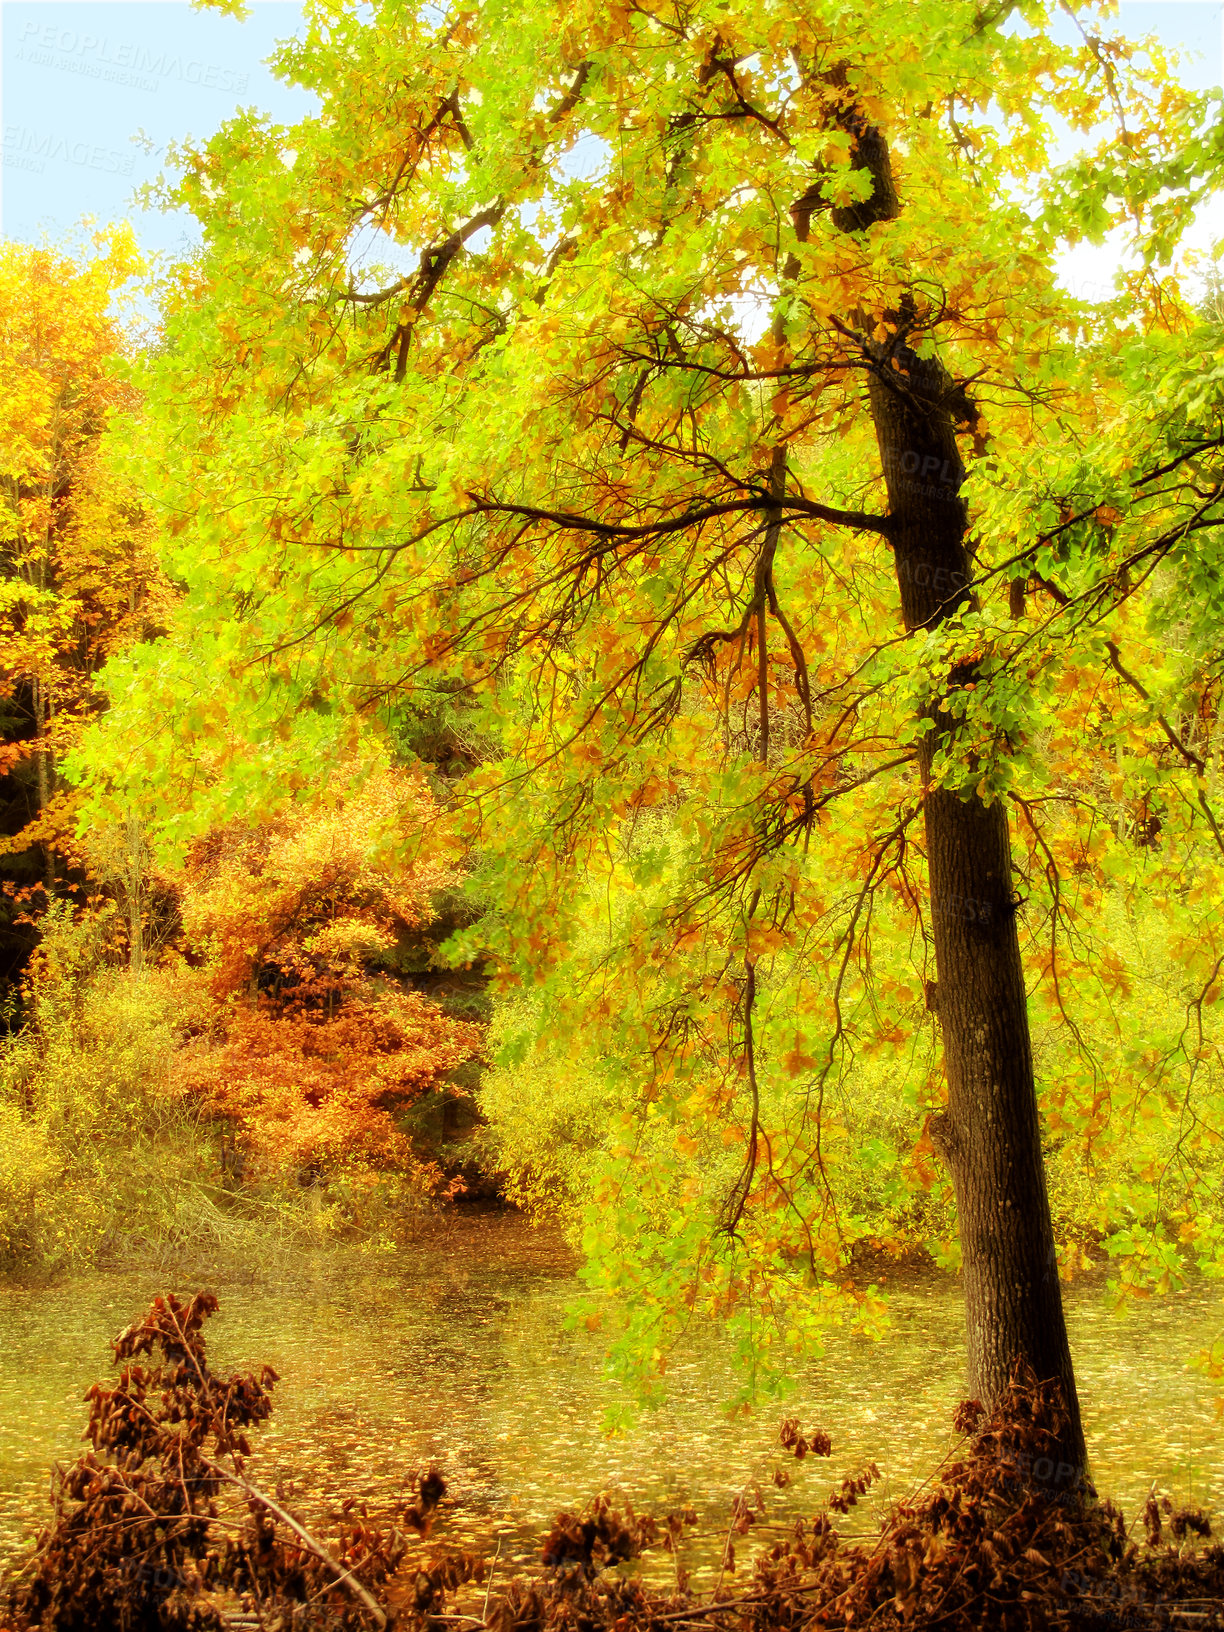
171, 767, 481, 1192
0, 766, 480, 1274
0, 231, 171, 961
64, 0, 1224, 1423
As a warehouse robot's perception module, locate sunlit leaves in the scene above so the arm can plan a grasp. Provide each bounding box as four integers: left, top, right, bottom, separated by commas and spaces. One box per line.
72, 0, 1224, 1395
0, 232, 170, 879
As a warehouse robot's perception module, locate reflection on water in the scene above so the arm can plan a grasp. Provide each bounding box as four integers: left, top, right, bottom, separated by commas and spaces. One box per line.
2, 1209, 1221, 1585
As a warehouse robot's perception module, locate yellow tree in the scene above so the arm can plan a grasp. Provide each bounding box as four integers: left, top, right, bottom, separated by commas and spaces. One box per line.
75, 0, 1224, 1472
0, 232, 172, 967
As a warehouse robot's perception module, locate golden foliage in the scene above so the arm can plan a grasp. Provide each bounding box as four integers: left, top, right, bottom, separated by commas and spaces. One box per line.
173, 766, 481, 1187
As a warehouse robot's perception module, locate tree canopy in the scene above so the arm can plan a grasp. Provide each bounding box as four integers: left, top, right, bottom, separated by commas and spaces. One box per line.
70, 0, 1224, 1432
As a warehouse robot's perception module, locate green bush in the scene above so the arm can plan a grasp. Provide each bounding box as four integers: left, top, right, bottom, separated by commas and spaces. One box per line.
0, 906, 207, 1271
0, 904, 432, 1276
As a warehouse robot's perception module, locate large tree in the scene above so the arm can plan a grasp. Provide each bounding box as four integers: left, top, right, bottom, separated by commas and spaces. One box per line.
79, 0, 1224, 1469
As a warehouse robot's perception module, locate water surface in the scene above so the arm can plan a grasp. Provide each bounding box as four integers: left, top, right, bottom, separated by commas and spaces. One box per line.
2, 1209, 1220, 1586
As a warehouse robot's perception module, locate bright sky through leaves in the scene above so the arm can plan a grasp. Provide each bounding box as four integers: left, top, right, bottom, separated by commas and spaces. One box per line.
0, 1, 1220, 270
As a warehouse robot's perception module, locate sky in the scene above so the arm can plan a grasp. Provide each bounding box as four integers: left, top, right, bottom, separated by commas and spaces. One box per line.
1, 1, 312, 254
0, 0, 1221, 288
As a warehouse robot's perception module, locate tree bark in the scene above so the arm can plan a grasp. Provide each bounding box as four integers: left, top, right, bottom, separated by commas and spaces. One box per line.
820, 114, 1087, 1475
125, 811, 144, 975
32, 674, 55, 892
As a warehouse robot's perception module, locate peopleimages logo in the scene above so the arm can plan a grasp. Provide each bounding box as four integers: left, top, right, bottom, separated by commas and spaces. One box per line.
2, 124, 135, 176
14, 21, 250, 95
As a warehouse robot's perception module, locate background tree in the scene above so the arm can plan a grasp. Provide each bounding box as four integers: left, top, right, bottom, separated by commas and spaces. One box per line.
0, 757, 482, 1274
0, 232, 172, 983
74, 0, 1224, 1461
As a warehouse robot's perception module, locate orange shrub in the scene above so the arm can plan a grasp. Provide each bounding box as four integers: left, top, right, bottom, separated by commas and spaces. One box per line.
173, 767, 481, 1190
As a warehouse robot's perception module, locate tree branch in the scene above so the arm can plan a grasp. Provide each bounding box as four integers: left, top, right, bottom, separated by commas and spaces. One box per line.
1105, 640, 1207, 775
465, 493, 894, 539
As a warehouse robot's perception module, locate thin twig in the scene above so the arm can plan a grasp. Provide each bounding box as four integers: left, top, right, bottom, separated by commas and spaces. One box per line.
482, 1537, 502, 1621
203, 1456, 388, 1628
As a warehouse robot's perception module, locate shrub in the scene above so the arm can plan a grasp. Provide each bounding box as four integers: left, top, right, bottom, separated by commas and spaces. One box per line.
171, 767, 483, 1206
0, 904, 210, 1272
0, 904, 408, 1275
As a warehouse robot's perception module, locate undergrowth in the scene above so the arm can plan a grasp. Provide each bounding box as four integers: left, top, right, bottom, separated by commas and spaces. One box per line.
0, 909, 439, 1279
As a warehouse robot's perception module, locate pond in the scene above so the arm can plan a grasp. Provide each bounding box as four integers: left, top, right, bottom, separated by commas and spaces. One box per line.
1, 1208, 1221, 1589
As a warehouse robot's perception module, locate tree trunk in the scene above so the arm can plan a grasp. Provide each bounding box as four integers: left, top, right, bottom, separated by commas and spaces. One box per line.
126, 811, 144, 975
822, 115, 1087, 1475
32, 675, 55, 892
